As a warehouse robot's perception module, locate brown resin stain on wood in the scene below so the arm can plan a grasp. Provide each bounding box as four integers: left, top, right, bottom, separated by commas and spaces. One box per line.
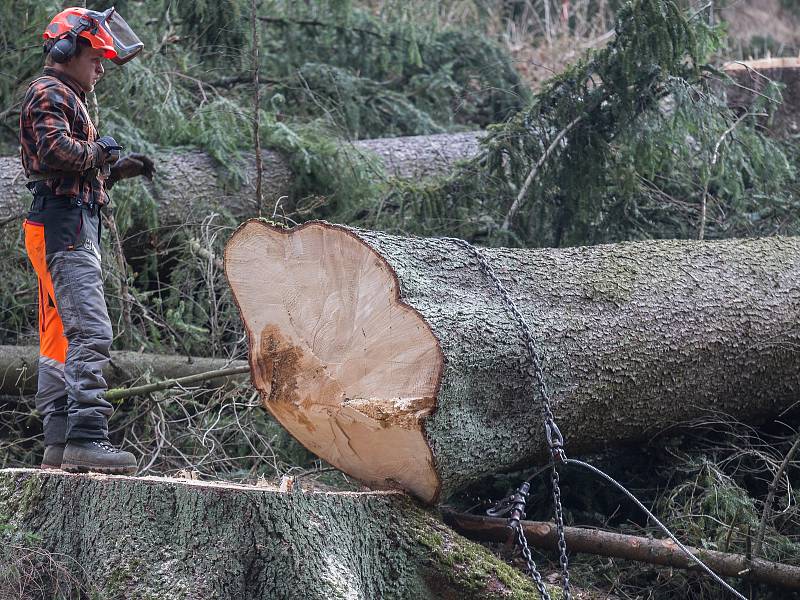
225, 220, 443, 503
256, 324, 317, 432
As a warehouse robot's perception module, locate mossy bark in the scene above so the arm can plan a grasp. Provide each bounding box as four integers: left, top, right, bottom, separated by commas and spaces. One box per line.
0, 469, 552, 600
353, 228, 800, 499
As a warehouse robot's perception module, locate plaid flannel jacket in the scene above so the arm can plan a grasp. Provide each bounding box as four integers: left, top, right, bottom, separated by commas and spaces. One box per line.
19, 68, 107, 205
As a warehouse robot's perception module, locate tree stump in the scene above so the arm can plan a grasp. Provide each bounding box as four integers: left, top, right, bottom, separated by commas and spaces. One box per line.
0, 468, 551, 600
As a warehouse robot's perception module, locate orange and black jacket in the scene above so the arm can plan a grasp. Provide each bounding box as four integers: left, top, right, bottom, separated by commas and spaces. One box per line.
19, 67, 107, 205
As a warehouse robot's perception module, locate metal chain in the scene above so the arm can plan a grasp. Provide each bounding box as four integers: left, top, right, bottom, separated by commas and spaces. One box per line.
446, 237, 571, 600
487, 481, 553, 599
447, 237, 747, 600
517, 524, 552, 600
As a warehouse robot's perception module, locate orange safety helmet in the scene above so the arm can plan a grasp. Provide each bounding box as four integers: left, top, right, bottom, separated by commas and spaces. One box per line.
43, 7, 117, 61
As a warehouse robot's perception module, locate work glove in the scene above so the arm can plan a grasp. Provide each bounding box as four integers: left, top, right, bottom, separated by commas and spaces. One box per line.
95, 135, 124, 165
106, 153, 156, 190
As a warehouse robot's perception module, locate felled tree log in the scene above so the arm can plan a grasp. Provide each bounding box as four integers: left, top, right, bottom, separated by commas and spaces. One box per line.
445, 511, 800, 590
0, 468, 552, 600
724, 57, 800, 136
224, 221, 800, 503
0, 132, 482, 227
0, 345, 248, 397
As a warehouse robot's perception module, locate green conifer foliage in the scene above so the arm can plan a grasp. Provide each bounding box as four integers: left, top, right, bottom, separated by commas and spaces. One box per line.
368, 0, 797, 247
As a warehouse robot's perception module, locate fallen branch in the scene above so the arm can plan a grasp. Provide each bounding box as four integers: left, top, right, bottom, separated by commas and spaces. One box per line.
0, 345, 249, 396
444, 511, 800, 590
103, 365, 251, 402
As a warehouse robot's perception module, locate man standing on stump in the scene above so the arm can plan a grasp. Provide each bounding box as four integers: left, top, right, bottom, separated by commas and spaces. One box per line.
19, 7, 154, 473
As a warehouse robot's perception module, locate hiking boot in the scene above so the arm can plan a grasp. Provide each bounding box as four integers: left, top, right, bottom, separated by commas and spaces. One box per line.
62, 440, 137, 475
41, 444, 65, 470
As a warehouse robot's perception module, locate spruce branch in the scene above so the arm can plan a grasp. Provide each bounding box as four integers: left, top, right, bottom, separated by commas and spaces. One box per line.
501, 115, 583, 231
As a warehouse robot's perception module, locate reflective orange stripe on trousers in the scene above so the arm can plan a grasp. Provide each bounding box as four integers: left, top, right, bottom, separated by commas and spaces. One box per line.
23, 220, 67, 364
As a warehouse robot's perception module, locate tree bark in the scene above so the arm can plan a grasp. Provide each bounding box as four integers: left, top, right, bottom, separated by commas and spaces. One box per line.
0, 345, 248, 397
724, 57, 800, 137
224, 221, 800, 503
0, 468, 553, 600
0, 132, 482, 227
444, 511, 800, 591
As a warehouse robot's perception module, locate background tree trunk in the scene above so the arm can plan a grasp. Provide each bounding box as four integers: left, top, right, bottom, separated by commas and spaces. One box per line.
0, 469, 552, 600
724, 57, 800, 137
225, 221, 800, 503
0, 345, 248, 397
0, 132, 482, 227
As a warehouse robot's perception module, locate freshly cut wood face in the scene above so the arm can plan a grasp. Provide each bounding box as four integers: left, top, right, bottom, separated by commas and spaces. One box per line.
225, 221, 442, 502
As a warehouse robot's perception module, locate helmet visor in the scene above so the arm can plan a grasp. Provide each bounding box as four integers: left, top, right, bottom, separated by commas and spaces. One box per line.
95, 8, 143, 65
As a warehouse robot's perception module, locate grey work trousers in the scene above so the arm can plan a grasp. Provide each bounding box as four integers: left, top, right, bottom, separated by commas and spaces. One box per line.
25, 195, 113, 443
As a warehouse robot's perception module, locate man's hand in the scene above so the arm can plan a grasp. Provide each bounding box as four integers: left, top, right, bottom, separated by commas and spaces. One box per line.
106, 153, 156, 189
96, 135, 124, 165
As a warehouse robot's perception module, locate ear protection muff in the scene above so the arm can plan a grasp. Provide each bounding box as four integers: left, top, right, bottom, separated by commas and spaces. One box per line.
43, 17, 94, 64
46, 31, 79, 64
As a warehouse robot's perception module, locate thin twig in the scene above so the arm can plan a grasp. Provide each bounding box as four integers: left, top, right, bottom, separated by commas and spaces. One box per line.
104, 365, 251, 402
0, 212, 23, 228
501, 115, 583, 231
102, 209, 136, 345
257, 15, 384, 39
698, 111, 757, 240
753, 431, 800, 558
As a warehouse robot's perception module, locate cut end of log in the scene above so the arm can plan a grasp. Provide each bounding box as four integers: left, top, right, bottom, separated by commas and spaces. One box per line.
225, 220, 443, 503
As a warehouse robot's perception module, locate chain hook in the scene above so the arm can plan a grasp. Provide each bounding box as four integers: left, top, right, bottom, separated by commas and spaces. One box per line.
486, 481, 530, 525
545, 419, 567, 464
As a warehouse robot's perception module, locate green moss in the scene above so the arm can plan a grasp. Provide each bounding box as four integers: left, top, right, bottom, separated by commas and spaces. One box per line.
105, 557, 144, 599
412, 513, 556, 600
16, 474, 44, 515
584, 256, 640, 305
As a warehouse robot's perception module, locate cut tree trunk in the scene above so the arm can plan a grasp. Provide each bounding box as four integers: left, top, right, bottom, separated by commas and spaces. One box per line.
224, 221, 800, 503
724, 57, 800, 137
0, 468, 553, 600
0, 132, 482, 227
0, 345, 248, 397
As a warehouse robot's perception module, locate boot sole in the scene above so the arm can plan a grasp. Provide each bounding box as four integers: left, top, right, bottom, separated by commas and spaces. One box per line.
61, 463, 137, 475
